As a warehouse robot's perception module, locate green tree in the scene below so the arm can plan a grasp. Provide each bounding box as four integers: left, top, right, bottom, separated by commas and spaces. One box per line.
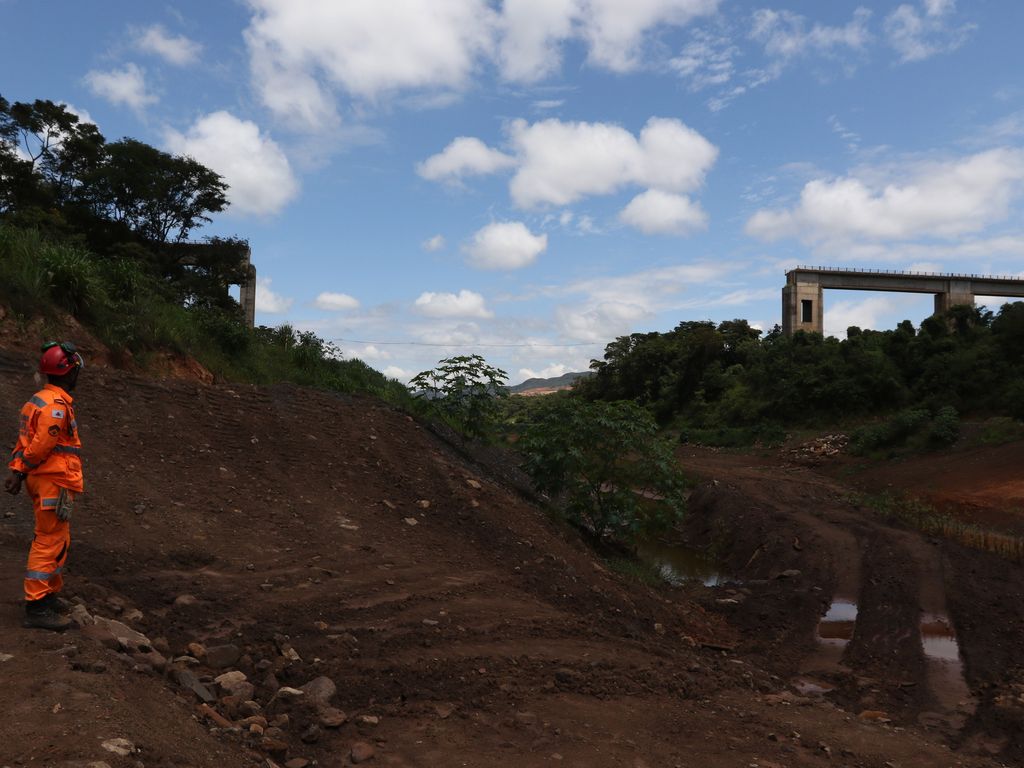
518, 397, 686, 544
410, 355, 509, 438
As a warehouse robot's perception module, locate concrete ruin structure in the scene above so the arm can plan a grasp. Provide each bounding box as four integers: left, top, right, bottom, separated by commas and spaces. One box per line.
237, 248, 257, 329
175, 242, 257, 329
783, 266, 1024, 336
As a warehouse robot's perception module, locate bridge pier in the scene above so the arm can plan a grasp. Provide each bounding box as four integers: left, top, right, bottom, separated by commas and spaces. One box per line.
782, 280, 824, 335
933, 280, 975, 315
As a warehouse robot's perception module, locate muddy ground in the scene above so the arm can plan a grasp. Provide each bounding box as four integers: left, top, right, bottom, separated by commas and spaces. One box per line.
0, 333, 1019, 766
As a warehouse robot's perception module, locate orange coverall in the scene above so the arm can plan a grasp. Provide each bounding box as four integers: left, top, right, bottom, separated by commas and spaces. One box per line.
8, 384, 84, 602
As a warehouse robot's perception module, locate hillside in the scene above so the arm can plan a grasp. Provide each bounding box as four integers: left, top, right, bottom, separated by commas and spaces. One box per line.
0, 327, 1011, 766
509, 371, 592, 396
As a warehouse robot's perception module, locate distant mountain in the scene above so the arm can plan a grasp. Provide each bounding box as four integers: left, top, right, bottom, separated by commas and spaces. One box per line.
509, 371, 593, 395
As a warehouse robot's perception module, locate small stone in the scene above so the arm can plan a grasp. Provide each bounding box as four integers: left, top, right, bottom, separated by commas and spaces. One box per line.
465, 479, 482, 489
416, 499, 431, 509
249, 723, 265, 736
433, 703, 456, 719
276, 686, 305, 699
403, 517, 418, 526
173, 668, 215, 704
172, 655, 201, 666
285, 760, 311, 768
300, 676, 337, 707
69, 604, 94, 627
319, 707, 347, 728
124, 608, 144, 622
422, 619, 439, 626
381, 500, 396, 510
101, 738, 134, 756
86, 763, 113, 768
270, 714, 291, 728
0, 654, 13, 663
300, 724, 321, 743
216, 670, 248, 688
206, 644, 241, 669
776, 569, 802, 579
260, 737, 289, 756
350, 741, 376, 763
174, 594, 198, 607
358, 714, 380, 726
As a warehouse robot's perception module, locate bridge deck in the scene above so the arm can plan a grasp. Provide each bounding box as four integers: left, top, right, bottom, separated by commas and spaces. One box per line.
787, 267, 1024, 297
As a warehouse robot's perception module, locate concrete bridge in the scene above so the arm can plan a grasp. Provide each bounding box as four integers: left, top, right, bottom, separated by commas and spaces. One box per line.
782, 266, 1024, 335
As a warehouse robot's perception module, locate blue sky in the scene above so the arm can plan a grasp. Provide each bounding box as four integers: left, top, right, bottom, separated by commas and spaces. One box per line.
2, 0, 1023, 383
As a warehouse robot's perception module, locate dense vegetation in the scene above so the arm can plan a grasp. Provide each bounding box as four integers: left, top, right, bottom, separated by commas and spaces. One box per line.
575, 309, 1024, 444
0, 96, 409, 405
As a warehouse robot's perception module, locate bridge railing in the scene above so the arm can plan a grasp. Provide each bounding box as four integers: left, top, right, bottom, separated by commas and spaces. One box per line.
789, 266, 1024, 282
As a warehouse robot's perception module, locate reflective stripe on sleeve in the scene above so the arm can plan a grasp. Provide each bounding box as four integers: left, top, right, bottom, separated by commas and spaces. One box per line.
53, 446, 81, 456
29, 395, 47, 408
41, 497, 59, 509
25, 566, 62, 581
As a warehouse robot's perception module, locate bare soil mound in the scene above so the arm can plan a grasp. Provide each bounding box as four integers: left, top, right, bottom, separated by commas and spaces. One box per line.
0, 344, 1007, 767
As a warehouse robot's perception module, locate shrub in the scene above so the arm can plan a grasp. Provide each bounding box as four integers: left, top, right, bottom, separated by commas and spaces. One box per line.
410, 355, 509, 438
518, 398, 686, 544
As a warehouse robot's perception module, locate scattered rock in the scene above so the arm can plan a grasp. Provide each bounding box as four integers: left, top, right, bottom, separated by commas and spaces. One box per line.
173, 668, 215, 704
776, 569, 802, 579
300, 724, 321, 743
465, 478, 482, 489
416, 499, 431, 509
858, 710, 892, 722
381, 500, 396, 510
101, 738, 135, 756
69, 604, 94, 627
206, 644, 241, 669
216, 671, 255, 700
187, 642, 207, 659
403, 517, 418, 526
260, 737, 289, 756
174, 594, 198, 607
358, 715, 380, 726
433, 703, 456, 719
350, 741, 376, 763
319, 707, 347, 728
0, 654, 12, 663
86, 763, 113, 768
300, 676, 337, 707
285, 760, 311, 768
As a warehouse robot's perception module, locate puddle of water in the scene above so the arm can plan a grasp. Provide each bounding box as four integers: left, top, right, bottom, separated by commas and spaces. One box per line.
635, 539, 730, 586
921, 613, 961, 663
817, 598, 858, 646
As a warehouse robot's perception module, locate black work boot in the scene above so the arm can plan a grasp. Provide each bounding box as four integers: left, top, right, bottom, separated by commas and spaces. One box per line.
24, 596, 71, 631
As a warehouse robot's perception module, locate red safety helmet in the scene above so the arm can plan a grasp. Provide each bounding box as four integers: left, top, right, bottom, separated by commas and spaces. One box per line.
39, 341, 85, 376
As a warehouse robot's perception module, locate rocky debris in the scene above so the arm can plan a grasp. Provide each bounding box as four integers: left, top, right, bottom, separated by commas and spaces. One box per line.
187, 641, 207, 659
415, 499, 431, 509
216, 670, 255, 700
787, 434, 848, 465
350, 741, 376, 763
299, 676, 336, 708
433, 703, 456, 719
82, 616, 153, 655
174, 593, 199, 607
100, 738, 135, 756
403, 517, 418, 526
319, 707, 347, 728
0, 653, 12, 663
775, 569, 802, 579
358, 715, 380, 726
86, 763, 112, 768
206, 643, 241, 669
285, 759, 311, 768
70, 604, 94, 627
173, 668, 216, 704
465, 478, 482, 489
198, 703, 235, 729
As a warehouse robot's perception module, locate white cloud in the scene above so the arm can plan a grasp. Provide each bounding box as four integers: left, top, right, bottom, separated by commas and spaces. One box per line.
508, 116, 718, 207
556, 301, 653, 342
345, 344, 390, 361
84, 63, 156, 110
499, 0, 577, 82
824, 295, 915, 338
464, 221, 547, 270
244, 0, 496, 128
746, 149, 1024, 244
242, 0, 721, 129
314, 292, 360, 311
619, 189, 707, 235
884, 0, 974, 63
165, 111, 299, 216
580, 0, 722, 72
422, 234, 446, 251
132, 25, 202, 66
670, 29, 737, 91
60, 103, 98, 129
382, 365, 410, 381
519, 363, 573, 380
256, 277, 293, 313
414, 289, 493, 318
750, 7, 872, 60
416, 136, 516, 181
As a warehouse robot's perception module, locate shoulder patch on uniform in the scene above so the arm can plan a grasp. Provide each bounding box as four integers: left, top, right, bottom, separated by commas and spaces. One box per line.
50, 408, 65, 419
48, 425, 60, 436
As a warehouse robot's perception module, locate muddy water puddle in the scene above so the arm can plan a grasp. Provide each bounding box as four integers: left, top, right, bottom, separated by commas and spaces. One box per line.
817, 598, 858, 646
635, 539, 732, 586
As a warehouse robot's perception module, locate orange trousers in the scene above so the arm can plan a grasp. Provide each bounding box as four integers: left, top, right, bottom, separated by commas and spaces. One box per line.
23, 475, 71, 602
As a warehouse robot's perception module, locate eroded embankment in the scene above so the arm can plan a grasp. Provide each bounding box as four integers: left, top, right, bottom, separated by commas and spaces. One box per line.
671, 458, 992, 751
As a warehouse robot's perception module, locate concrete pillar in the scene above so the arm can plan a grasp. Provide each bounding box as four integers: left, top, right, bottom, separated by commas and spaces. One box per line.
783, 281, 824, 335
933, 279, 975, 315
237, 247, 257, 329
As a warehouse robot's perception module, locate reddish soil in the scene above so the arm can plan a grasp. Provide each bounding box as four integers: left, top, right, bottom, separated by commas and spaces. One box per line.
0, 326, 1019, 766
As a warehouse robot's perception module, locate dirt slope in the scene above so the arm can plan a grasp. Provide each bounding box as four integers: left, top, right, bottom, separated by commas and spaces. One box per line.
0, 341, 1007, 767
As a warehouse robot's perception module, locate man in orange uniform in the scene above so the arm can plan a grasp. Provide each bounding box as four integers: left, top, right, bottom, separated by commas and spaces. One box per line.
4, 342, 85, 631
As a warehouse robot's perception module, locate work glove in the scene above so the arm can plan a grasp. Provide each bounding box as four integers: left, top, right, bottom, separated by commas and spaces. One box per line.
4, 472, 23, 496
56, 488, 73, 522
